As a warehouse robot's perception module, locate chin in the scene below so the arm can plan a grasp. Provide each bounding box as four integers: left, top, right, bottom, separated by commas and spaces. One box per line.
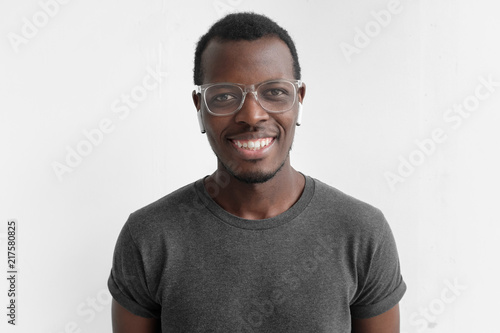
232, 170, 279, 184
220, 158, 287, 185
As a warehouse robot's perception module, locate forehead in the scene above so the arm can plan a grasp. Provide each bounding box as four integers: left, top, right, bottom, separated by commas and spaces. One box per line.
200, 36, 294, 84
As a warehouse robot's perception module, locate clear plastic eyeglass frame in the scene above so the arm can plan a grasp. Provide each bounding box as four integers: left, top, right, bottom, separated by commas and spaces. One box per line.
195, 79, 303, 116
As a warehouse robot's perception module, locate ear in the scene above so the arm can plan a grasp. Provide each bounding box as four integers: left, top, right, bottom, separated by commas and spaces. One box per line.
192, 90, 201, 111
298, 82, 306, 104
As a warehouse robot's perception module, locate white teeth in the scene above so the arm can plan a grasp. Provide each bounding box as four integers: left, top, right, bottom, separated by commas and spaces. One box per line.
234, 138, 273, 151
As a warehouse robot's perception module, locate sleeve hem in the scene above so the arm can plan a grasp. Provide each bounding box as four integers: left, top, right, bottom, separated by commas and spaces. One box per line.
108, 272, 159, 319
350, 279, 407, 319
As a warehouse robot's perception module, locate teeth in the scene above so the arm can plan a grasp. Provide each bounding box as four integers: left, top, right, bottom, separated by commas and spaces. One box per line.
233, 138, 273, 151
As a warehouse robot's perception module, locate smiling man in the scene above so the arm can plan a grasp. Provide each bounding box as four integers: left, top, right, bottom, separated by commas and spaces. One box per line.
109, 12, 406, 333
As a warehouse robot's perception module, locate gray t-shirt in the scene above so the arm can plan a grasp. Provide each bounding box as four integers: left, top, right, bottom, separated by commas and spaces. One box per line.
108, 175, 406, 332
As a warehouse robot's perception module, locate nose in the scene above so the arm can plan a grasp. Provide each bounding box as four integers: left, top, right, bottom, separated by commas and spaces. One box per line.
234, 91, 269, 126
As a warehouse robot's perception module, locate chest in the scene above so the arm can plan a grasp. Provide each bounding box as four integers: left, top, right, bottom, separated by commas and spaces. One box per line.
157, 231, 357, 332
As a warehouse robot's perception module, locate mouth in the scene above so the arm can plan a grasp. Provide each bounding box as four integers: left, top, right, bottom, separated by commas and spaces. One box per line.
227, 137, 276, 159
230, 137, 274, 151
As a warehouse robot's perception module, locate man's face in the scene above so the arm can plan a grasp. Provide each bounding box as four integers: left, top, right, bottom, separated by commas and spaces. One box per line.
194, 36, 305, 184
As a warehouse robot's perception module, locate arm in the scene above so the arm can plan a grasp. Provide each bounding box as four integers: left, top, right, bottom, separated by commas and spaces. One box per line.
112, 299, 161, 333
351, 304, 400, 333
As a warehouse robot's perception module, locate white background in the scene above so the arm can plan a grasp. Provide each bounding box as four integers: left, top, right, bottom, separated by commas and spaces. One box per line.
1, 0, 499, 332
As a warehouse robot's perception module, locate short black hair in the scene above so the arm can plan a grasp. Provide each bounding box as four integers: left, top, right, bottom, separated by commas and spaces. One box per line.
193, 12, 301, 85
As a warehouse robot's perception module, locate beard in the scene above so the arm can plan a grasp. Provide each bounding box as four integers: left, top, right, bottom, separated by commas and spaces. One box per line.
219, 154, 288, 184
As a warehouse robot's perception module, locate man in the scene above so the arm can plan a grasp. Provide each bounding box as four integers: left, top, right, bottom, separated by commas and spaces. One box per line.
109, 12, 406, 332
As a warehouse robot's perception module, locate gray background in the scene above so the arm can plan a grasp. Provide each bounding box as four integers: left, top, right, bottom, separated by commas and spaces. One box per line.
1, 0, 499, 332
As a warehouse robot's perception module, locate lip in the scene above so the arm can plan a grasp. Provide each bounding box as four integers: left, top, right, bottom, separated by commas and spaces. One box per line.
228, 137, 276, 159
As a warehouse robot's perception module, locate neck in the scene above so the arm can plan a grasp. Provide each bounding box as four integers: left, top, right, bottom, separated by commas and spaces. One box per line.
204, 162, 305, 220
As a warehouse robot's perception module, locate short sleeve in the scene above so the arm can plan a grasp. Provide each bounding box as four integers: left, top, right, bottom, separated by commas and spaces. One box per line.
108, 217, 161, 318
350, 218, 406, 319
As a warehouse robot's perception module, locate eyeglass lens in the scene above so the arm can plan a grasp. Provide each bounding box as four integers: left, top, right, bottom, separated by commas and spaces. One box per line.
204, 81, 296, 115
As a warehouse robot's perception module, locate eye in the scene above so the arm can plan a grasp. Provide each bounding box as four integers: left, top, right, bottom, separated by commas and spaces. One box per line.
261, 87, 290, 100
267, 89, 286, 96
214, 93, 236, 102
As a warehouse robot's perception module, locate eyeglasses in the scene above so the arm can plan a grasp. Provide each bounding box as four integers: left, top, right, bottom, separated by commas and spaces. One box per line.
196, 79, 302, 116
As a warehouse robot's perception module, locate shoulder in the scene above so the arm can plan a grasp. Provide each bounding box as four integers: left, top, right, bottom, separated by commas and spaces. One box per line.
308, 177, 389, 241
123, 179, 201, 243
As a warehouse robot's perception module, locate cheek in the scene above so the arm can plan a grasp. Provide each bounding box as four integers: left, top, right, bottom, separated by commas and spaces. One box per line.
276, 114, 297, 139
205, 127, 221, 149
204, 117, 228, 147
